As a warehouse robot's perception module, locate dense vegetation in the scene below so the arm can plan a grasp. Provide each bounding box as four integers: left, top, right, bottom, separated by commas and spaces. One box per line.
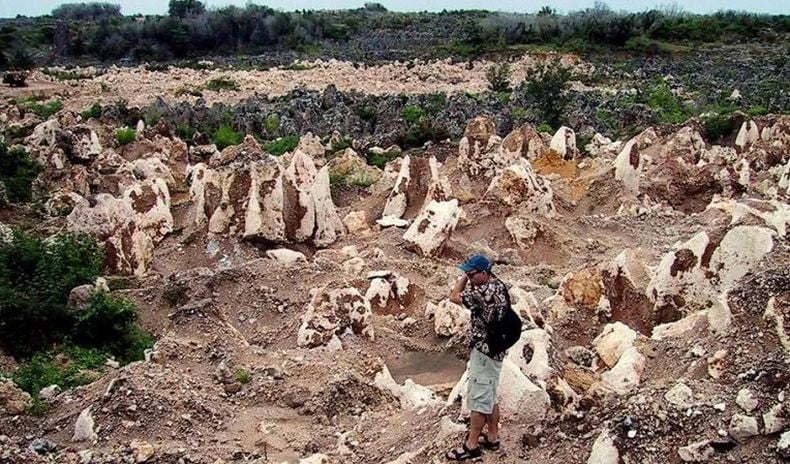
0, 230, 152, 405
0, 1, 787, 67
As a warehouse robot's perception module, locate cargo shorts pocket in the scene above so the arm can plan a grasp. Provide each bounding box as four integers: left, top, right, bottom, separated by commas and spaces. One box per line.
467, 376, 495, 414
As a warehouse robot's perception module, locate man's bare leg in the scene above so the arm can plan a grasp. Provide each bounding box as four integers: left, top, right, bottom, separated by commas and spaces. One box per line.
485, 404, 500, 442
465, 411, 486, 450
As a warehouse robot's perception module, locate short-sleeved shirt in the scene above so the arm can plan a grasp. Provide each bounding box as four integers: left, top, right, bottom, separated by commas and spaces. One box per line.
461, 278, 510, 362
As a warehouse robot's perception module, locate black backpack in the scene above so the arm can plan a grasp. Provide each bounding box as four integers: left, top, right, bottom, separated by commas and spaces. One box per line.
485, 284, 522, 357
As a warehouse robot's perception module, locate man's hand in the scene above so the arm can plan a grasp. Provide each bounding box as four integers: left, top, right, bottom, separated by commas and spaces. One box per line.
449, 274, 467, 305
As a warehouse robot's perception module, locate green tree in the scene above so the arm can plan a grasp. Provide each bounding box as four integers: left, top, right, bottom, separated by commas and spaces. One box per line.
168, 0, 206, 18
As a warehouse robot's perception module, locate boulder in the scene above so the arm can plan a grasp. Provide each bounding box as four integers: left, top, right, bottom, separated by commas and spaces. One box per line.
614, 138, 641, 193
484, 160, 555, 215
365, 270, 414, 314
343, 211, 373, 236
587, 430, 619, 464
373, 365, 441, 410
561, 268, 604, 311
735, 120, 759, 152
599, 346, 645, 395
402, 199, 459, 257
382, 155, 411, 219
428, 299, 470, 337
729, 414, 759, 440
448, 358, 550, 421
505, 216, 539, 249
0, 379, 31, 416
297, 286, 374, 348
593, 322, 638, 368
647, 226, 774, 322
129, 439, 155, 463
312, 166, 345, 247
501, 123, 547, 160
735, 388, 759, 413
549, 126, 578, 160
266, 248, 307, 264
296, 132, 326, 166
72, 406, 97, 442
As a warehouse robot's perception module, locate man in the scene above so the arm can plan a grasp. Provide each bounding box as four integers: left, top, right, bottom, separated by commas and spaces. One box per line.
446, 254, 510, 461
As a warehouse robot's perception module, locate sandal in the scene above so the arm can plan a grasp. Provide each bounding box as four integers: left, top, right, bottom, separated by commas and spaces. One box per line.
446, 443, 482, 461
478, 435, 501, 451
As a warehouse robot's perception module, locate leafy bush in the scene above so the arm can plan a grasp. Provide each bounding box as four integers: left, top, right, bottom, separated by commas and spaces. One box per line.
52, 3, 122, 21
213, 125, 242, 150
283, 62, 313, 71
234, 368, 251, 384
633, 79, 691, 124
511, 107, 527, 121
486, 62, 512, 92
356, 105, 377, 120
21, 99, 63, 119
116, 127, 136, 145
396, 121, 450, 149
80, 103, 102, 121
401, 105, 424, 125
264, 114, 280, 134
72, 291, 137, 354
12, 346, 108, 395
701, 113, 734, 143
366, 149, 401, 169
204, 76, 239, 92
522, 62, 571, 129
747, 106, 767, 117
3, 72, 28, 88
168, 0, 206, 18
0, 231, 103, 357
536, 123, 554, 134
265, 135, 299, 156
0, 144, 42, 203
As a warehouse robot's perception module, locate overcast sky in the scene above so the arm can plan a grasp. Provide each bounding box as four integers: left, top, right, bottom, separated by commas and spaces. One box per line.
0, 0, 788, 18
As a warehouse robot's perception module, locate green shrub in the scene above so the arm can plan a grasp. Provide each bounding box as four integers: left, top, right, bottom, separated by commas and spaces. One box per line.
174, 86, 203, 98
176, 124, 197, 140
12, 346, 108, 395
0, 143, 43, 203
234, 368, 251, 384
511, 108, 527, 121
401, 105, 424, 125
523, 62, 571, 129
204, 76, 239, 92
3, 71, 28, 88
366, 149, 400, 169
21, 99, 62, 119
329, 136, 352, 152
701, 113, 734, 143
265, 135, 299, 156
0, 231, 103, 357
213, 125, 243, 150
536, 123, 554, 134
80, 103, 102, 121
356, 105, 377, 120
634, 79, 691, 125
486, 62, 512, 92
396, 121, 450, 149
72, 291, 137, 354
115, 127, 136, 145
264, 114, 280, 134
747, 106, 767, 117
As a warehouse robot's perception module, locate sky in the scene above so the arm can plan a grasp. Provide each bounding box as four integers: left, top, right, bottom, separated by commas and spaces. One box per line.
0, 0, 788, 18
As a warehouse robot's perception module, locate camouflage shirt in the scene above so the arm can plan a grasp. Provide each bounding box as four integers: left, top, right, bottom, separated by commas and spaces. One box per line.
461, 278, 509, 362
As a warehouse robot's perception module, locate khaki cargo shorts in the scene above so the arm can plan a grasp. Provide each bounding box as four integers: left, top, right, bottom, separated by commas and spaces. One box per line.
466, 348, 503, 415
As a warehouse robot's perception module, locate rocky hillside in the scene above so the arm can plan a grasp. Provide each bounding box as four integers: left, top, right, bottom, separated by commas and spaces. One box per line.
0, 50, 789, 464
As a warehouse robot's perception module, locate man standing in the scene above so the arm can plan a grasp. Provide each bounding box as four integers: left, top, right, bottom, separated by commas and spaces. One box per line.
446, 254, 511, 461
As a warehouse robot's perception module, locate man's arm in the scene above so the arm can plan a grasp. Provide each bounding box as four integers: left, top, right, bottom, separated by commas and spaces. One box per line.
448, 275, 467, 305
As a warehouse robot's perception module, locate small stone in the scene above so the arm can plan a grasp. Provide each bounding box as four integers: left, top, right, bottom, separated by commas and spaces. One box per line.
778, 431, 790, 459
29, 438, 58, 455
130, 439, 155, 462
39, 385, 61, 401
72, 407, 97, 442
713, 403, 726, 412
678, 440, 714, 462
728, 414, 759, 441
665, 382, 694, 409
763, 403, 787, 435
735, 388, 758, 413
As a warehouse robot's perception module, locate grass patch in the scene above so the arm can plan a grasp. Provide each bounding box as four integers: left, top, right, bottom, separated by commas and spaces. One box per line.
366, 149, 400, 169
0, 143, 43, 203
21, 99, 63, 119
79, 103, 102, 121
401, 105, 424, 125
234, 368, 251, 384
283, 62, 313, 71
264, 114, 280, 134
204, 76, 240, 92
115, 127, 136, 145
213, 125, 243, 151
265, 135, 299, 156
